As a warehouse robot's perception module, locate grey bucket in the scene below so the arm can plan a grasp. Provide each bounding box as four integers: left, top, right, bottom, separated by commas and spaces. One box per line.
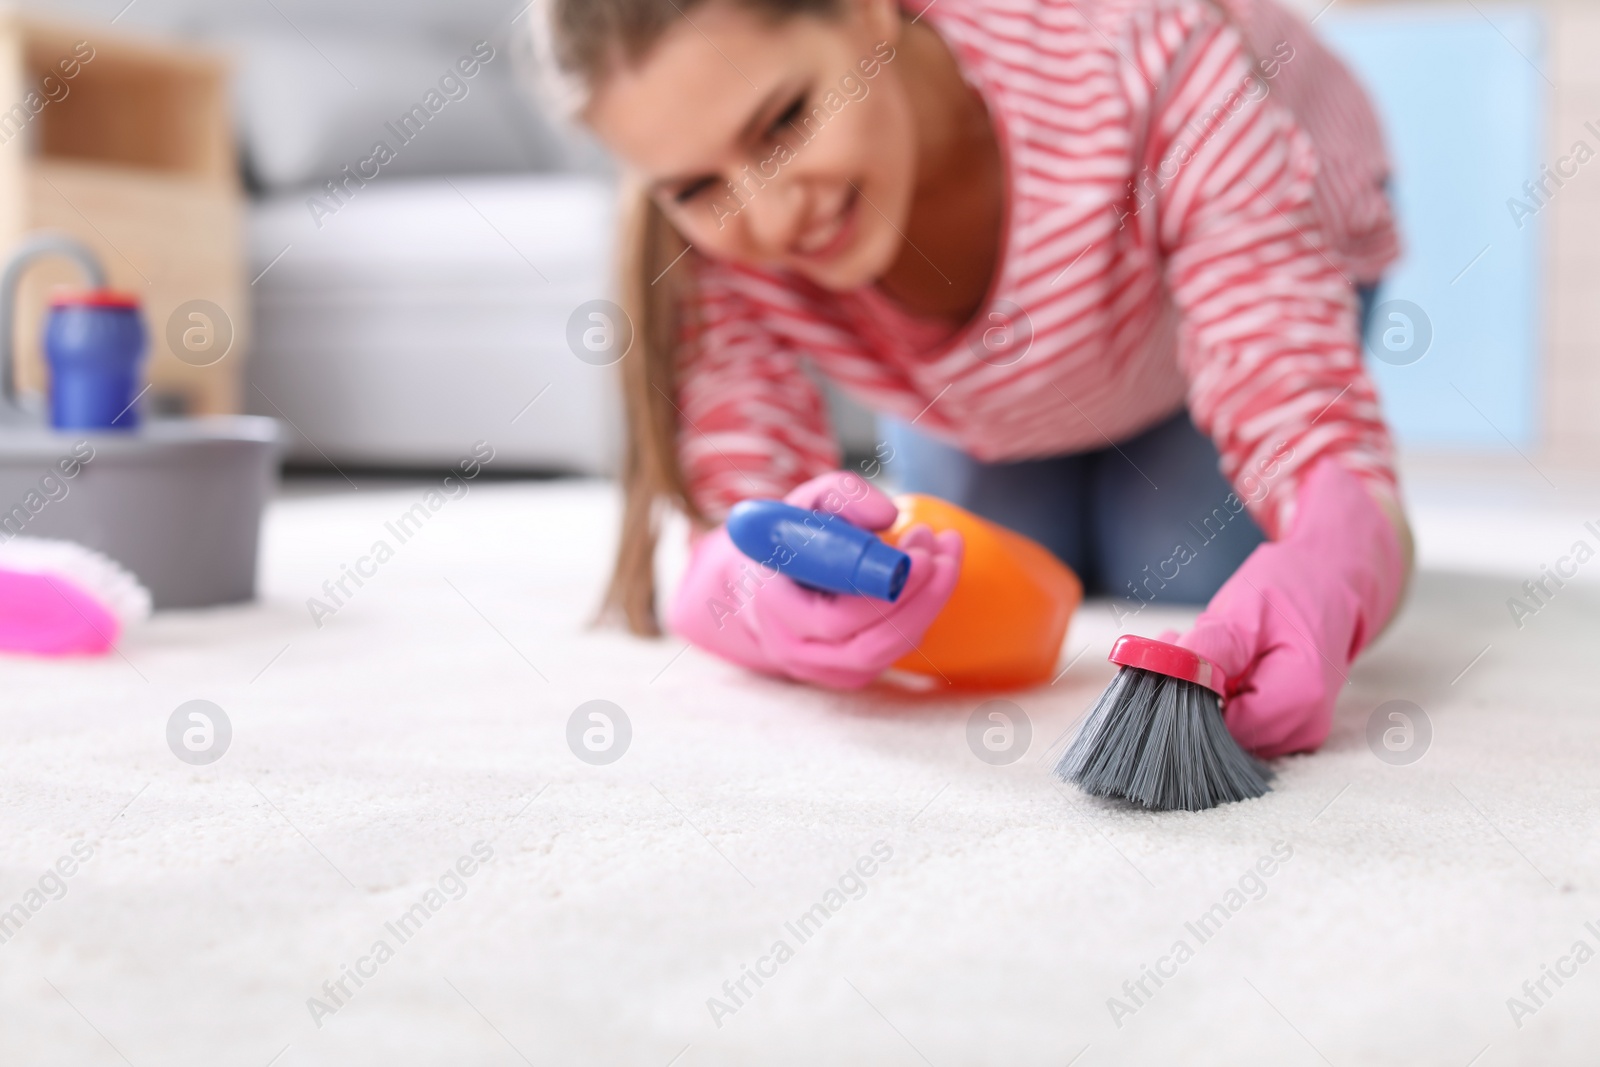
0, 417, 282, 609
0, 232, 282, 610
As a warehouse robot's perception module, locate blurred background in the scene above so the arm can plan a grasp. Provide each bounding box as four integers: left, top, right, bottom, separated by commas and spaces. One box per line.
0, 0, 1592, 481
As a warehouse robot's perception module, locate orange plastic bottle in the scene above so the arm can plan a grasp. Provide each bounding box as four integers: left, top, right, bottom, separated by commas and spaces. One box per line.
882, 494, 1082, 689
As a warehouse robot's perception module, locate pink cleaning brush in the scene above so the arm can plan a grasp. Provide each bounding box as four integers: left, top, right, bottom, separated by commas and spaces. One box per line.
0, 538, 151, 656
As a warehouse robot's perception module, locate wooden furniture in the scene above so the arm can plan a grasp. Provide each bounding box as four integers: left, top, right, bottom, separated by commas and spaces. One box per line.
0, 14, 245, 416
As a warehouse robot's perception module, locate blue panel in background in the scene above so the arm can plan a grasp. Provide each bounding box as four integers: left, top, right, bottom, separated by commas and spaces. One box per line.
1320, 5, 1545, 448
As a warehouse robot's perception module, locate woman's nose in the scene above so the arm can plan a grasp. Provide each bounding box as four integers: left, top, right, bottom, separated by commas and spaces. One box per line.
737, 171, 804, 256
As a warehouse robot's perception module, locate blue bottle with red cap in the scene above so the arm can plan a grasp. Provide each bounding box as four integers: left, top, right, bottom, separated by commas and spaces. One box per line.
44, 290, 147, 431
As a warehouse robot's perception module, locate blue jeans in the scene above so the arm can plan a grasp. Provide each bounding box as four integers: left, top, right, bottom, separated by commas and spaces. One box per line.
881, 285, 1380, 605
883, 409, 1265, 604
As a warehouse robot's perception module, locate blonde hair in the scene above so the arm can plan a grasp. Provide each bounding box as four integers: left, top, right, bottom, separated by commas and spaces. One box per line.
530, 0, 842, 635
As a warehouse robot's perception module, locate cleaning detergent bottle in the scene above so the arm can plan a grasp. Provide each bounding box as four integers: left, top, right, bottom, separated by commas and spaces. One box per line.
0, 232, 146, 431
726, 494, 1082, 689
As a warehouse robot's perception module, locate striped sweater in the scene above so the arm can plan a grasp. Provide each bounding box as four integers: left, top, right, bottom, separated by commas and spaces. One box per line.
675, 0, 1400, 539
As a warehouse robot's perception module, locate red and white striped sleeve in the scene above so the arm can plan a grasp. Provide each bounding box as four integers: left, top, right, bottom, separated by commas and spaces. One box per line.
675, 259, 841, 521
1143, 4, 1399, 537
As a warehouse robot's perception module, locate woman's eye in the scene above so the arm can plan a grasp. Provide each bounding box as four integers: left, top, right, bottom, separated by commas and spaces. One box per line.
769, 94, 806, 138
673, 178, 716, 204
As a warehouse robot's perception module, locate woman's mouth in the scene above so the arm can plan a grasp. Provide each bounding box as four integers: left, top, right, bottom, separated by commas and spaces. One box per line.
792, 187, 861, 263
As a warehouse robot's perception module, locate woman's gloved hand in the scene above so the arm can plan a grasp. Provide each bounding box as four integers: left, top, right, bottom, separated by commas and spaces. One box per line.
667, 471, 964, 689
1172, 460, 1406, 757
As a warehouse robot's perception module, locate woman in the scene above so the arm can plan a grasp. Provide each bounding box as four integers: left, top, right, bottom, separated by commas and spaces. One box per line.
533, 0, 1409, 756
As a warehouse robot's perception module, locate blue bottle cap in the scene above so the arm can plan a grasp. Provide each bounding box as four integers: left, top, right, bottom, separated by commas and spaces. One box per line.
725, 498, 912, 602
853, 536, 911, 602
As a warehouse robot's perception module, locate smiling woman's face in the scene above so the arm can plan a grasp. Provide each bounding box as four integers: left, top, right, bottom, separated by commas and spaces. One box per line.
585, 0, 915, 292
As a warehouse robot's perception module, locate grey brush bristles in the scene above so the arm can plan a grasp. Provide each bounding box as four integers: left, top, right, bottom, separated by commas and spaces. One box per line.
1054, 665, 1272, 811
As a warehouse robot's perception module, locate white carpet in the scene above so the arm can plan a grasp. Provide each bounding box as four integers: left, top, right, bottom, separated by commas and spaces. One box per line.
3, 465, 1599, 1066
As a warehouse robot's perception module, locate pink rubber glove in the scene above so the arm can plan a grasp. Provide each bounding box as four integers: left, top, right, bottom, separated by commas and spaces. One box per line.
1173, 460, 1405, 757
667, 471, 964, 689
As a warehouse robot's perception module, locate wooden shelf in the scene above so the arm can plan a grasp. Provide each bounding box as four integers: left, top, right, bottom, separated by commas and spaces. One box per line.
0, 14, 244, 415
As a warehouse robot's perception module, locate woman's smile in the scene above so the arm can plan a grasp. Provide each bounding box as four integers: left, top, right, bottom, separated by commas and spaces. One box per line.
791, 186, 861, 262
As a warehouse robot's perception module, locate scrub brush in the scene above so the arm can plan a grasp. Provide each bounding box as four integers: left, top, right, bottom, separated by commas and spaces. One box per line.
1054, 635, 1271, 811
0, 538, 151, 656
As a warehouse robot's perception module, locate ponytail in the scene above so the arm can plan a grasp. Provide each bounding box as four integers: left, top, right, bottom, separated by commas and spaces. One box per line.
598, 181, 704, 635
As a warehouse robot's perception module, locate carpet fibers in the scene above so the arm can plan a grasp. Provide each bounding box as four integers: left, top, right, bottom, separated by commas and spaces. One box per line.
2, 475, 1597, 1066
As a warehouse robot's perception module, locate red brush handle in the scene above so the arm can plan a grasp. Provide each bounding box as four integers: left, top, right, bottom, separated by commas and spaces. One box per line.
1108, 635, 1227, 698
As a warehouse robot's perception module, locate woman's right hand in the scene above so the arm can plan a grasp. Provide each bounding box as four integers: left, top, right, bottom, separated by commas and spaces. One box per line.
666, 472, 964, 689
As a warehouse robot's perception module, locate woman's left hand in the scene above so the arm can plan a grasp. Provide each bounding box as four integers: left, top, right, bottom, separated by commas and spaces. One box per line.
1172, 460, 1407, 758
